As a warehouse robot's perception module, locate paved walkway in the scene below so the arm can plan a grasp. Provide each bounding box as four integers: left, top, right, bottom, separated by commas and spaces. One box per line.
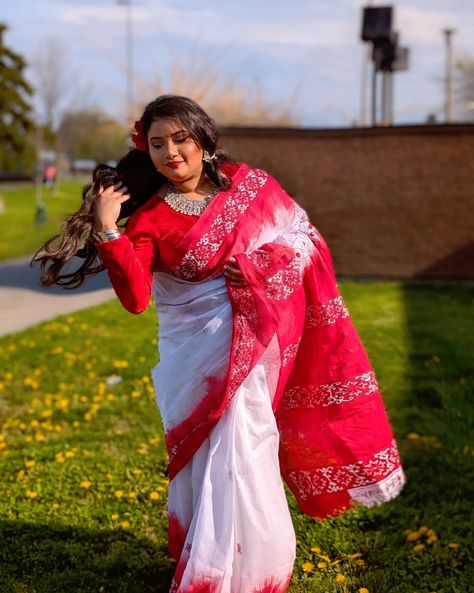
0, 254, 114, 337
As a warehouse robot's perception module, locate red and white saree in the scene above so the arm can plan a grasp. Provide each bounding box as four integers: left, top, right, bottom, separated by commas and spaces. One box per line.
96, 161, 405, 593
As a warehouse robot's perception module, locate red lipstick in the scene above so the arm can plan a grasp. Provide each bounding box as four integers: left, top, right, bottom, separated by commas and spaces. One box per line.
167, 161, 183, 169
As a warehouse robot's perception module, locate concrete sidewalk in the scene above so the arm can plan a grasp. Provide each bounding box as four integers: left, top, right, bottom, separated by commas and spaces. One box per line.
0, 254, 114, 337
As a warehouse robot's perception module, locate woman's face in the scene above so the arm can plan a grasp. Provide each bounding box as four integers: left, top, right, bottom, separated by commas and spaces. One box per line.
147, 117, 204, 184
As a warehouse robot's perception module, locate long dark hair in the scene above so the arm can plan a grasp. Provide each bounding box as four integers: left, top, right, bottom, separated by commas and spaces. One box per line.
31, 95, 233, 288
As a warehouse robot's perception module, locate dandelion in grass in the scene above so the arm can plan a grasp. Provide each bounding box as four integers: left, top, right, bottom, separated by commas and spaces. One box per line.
359, 588, 370, 593
412, 544, 425, 552
310, 546, 321, 553
111, 513, 120, 520
119, 520, 130, 529
317, 562, 327, 569
25, 460, 35, 468
114, 490, 124, 499
406, 530, 421, 541
80, 480, 92, 489
301, 562, 313, 573
25, 490, 38, 498
448, 543, 460, 549
149, 491, 160, 501
335, 574, 346, 583
131, 469, 143, 475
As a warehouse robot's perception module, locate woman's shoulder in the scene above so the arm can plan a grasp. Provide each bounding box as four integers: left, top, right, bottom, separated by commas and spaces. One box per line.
123, 191, 165, 231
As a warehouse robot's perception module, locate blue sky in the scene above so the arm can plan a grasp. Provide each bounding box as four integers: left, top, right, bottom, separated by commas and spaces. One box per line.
2, 0, 473, 127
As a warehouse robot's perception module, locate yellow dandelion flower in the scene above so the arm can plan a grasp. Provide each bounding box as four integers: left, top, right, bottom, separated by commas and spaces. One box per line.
302, 562, 313, 573
348, 552, 363, 559
65, 451, 74, 458
35, 432, 45, 442
79, 480, 92, 489
149, 491, 160, 501
335, 574, 346, 583
406, 531, 421, 541
407, 432, 420, 440
310, 546, 321, 553
107, 394, 115, 401
156, 486, 166, 492
418, 526, 429, 535
111, 513, 119, 520
25, 490, 38, 498
131, 390, 141, 398
119, 520, 130, 529
24, 435, 33, 443
128, 491, 137, 499
25, 460, 35, 468
114, 490, 124, 499
448, 543, 460, 549
317, 562, 327, 569
17, 469, 26, 479
72, 421, 80, 428
359, 588, 370, 593
52, 502, 60, 509
149, 437, 160, 445
131, 469, 142, 475
412, 544, 425, 552
55, 453, 65, 463
320, 554, 331, 563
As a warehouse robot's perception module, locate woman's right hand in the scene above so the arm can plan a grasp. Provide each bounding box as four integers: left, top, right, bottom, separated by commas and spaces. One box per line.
93, 183, 131, 231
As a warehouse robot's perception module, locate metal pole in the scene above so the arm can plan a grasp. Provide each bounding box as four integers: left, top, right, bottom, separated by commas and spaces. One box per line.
443, 28, 455, 123
382, 71, 391, 125
360, 0, 373, 126
118, 0, 134, 123
371, 62, 377, 126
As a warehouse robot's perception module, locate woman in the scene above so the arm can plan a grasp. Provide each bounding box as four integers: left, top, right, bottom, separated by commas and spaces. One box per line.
32, 95, 406, 593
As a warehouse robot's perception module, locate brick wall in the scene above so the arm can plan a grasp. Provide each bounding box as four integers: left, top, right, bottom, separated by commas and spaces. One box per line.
220, 124, 474, 280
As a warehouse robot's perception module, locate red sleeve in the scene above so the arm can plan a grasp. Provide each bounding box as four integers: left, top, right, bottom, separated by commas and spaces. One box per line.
94, 213, 158, 314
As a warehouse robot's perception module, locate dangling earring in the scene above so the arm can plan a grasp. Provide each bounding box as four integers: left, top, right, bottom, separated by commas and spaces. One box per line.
203, 150, 217, 163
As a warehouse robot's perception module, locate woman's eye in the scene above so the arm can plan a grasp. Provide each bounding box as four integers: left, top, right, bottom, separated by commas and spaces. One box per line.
151, 143, 163, 149
174, 136, 188, 143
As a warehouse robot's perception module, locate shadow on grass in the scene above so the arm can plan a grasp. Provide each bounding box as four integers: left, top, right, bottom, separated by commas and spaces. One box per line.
0, 520, 175, 593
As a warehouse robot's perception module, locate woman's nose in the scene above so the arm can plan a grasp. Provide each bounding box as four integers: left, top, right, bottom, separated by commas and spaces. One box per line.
165, 141, 179, 158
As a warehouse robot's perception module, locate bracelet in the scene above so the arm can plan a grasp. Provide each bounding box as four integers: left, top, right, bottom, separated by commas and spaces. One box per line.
96, 229, 123, 242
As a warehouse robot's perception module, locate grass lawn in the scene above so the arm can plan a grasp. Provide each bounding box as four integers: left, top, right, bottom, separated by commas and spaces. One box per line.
0, 281, 472, 593
0, 182, 84, 261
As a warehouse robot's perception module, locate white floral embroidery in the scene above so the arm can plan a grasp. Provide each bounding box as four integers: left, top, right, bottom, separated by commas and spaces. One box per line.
282, 340, 301, 367
281, 371, 379, 409
287, 439, 405, 501
305, 296, 350, 328
172, 169, 268, 279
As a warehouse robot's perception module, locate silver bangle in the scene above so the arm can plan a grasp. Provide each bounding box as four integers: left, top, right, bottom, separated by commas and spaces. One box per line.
96, 229, 122, 242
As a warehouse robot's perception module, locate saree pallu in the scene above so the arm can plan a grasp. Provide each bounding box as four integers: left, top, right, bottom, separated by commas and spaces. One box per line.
151, 163, 406, 593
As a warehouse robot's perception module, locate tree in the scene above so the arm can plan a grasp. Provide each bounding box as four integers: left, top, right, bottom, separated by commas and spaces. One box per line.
0, 23, 35, 175
30, 37, 72, 134
151, 55, 300, 127
59, 109, 128, 163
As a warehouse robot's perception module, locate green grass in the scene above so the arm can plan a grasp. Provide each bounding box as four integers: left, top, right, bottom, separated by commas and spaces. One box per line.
0, 182, 84, 261
0, 282, 472, 593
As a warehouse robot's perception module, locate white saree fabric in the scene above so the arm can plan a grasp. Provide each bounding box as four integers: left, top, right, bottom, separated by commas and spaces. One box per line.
151, 272, 296, 593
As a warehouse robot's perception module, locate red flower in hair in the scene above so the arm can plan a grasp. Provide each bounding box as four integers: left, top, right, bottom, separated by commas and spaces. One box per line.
132, 119, 149, 152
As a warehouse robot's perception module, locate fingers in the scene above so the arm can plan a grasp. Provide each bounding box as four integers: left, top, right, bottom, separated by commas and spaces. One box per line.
224, 258, 247, 287
98, 183, 130, 200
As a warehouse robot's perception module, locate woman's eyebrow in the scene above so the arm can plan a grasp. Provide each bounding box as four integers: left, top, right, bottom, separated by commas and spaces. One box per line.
149, 130, 189, 141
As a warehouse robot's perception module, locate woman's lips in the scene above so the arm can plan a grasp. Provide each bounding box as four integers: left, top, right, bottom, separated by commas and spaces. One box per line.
167, 161, 183, 169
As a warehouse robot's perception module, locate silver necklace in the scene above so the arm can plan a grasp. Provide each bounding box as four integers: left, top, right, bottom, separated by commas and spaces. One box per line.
164, 182, 219, 216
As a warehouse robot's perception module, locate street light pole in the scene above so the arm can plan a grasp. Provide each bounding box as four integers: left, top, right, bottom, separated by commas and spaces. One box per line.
118, 0, 134, 123
443, 28, 455, 123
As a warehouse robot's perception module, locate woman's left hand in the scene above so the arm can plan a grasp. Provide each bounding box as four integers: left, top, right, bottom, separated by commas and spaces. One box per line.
224, 257, 248, 287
